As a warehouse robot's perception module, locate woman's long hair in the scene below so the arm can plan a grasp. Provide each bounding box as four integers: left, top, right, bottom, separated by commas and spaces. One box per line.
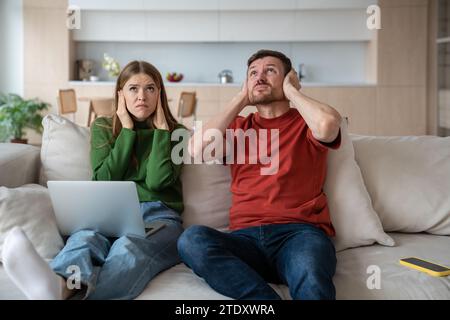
112, 60, 178, 138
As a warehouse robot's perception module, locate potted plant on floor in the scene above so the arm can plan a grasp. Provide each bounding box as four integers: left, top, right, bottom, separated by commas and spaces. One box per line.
0, 93, 50, 144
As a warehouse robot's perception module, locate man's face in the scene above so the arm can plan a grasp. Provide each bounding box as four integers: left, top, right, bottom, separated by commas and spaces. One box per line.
247, 56, 285, 105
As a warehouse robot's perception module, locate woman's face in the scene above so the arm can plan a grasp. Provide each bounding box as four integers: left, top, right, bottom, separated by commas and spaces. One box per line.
121, 73, 158, 122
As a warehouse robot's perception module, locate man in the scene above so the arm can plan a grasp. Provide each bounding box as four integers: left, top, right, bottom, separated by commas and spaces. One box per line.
177, 49, 342, 300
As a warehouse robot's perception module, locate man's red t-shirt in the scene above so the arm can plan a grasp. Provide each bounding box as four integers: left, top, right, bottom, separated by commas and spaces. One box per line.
226, 108, 341, 237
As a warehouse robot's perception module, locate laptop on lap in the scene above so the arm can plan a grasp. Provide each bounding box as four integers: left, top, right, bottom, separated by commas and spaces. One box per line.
47, 181, 146, 238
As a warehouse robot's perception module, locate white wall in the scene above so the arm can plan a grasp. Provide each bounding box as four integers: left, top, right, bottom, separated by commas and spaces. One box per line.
76, 41, 368, 84
0, 0, 23, 95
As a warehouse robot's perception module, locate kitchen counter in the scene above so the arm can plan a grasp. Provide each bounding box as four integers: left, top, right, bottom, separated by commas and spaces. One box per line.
68, 81, 376, 88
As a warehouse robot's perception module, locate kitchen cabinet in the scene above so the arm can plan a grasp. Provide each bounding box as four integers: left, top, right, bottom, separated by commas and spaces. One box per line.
69, 0, 144, 11
219, 10, 371, 42
70, 0, 221, 11
73, 11, 219, 42
145, 12, 219, 42
296, 0, 374, 10
293, 10, 371, 41
143, 0, 220, 11
69, 0, 374, 11
70, 0, 375, 42
74, 9, 372, 42
219, 0, 296, 11
73, 11, 146, 42
219, 12, 296, 42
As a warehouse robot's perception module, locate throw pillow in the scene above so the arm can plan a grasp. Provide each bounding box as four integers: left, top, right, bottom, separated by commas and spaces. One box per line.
351, 134, 450, 235
324, 121, 395, 251
40, 114, 92, 185
181, 163, 231, 231
0, 184, 64, 262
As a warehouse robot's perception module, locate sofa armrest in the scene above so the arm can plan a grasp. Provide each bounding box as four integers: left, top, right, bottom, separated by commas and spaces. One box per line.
0, 143, 41, 187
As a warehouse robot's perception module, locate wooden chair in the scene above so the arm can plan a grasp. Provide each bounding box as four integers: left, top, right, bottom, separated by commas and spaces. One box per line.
57, 89, 77, 123
87, 98, 115, 126
177, 91, 197, 125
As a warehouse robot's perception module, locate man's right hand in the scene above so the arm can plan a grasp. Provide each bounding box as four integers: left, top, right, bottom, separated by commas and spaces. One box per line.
234, 78, 251, 111
117, 91, 134, 130
188, 78, 250, 161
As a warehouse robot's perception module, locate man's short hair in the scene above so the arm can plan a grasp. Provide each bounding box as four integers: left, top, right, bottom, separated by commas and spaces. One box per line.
247, 49, 292, 76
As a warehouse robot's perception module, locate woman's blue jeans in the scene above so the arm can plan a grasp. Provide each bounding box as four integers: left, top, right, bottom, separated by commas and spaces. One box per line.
49, 201, 183, 300
177, 223, 336, 300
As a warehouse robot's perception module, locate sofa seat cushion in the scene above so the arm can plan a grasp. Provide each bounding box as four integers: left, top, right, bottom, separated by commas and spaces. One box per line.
135, 233, 450, 300
133, 233, 450, 300
0, 233, 448, 300
135, 264, 290, 300
334, 233, 450, 299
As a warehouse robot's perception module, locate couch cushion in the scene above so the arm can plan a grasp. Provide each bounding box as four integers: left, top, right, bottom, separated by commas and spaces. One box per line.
0, 143, 40, 187
181, 164, 231, 231
0, 184, 64, 263
334, 233, 450, 299
135, 233, 449, 300
324, 121, 394, 251
135, 263, 290, 300
40, 114, 91, 186
352, 135, 450, 235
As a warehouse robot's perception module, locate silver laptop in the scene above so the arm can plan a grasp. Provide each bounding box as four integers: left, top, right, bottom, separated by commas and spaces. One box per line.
47, 181, 146, 238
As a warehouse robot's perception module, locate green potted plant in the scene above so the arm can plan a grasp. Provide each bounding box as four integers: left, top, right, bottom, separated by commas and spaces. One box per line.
0, 93, 50, 144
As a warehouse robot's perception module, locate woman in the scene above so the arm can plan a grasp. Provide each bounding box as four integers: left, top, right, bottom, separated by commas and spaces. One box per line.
2, 61, 186, 300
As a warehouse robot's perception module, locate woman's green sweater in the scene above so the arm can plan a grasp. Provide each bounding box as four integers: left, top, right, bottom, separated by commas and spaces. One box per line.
90, 117, 185, 214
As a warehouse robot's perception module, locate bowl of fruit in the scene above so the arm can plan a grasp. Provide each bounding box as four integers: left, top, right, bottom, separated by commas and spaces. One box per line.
166, 72, 184, 82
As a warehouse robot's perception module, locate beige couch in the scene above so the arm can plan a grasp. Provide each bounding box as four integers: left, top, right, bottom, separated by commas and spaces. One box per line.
0, 114, 449, 300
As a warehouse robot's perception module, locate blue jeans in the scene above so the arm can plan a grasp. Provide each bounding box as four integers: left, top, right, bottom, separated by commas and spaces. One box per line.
50, 201, 183, 300
177, 223, 336, 300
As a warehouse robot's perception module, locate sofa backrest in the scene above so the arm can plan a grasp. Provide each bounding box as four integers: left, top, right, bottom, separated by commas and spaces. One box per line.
38, 114, 450, 252
0, 143, 40, 187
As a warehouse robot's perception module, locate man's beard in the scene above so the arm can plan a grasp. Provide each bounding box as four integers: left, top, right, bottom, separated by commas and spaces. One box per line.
249, 89, 284, 105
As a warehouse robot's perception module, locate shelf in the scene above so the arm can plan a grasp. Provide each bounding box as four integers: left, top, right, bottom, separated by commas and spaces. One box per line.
437, 37, 450, 44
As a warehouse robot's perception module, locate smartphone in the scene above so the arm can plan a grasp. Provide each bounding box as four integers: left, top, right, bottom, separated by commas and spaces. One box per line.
145, 221, 167, 237
399, 257, 450, 277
